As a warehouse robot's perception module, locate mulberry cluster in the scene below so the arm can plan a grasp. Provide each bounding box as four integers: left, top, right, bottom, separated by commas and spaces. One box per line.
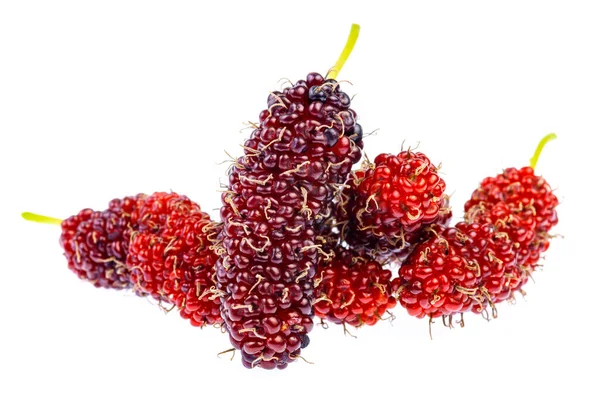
59, 191, 222, 328
26, 25, 561, 371
393, 142, 559, 322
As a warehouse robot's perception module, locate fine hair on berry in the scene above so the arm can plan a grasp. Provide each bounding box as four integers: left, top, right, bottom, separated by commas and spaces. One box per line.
215, 71, 364, 369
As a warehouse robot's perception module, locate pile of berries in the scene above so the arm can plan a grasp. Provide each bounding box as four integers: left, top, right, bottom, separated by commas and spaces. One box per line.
25, 24, 559, 370
59, 191, 223, 327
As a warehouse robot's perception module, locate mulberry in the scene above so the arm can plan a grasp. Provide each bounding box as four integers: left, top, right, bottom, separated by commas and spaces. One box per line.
216, 25, 365, 370
313, 249, 396, 328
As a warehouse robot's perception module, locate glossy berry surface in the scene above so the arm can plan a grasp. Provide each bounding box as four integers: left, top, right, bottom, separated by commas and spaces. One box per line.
465, 167, 558, 271
466, 203, 534, 263
128, 201, 222, 326
395, 226, 478, 318
126, 192, 206, 301
465, 202, 534, 296
216, 72, 364, 369
465, 167, 558, 234
452, 221, 517, 310
314, 249, 396, 327
59, 194, 146, 289
338, 151, 450, 261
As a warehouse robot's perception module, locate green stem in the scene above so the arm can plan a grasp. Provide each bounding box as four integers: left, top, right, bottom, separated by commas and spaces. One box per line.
529, 133, 557, 170
22, 212, 63, 225
327, 23, 360, 80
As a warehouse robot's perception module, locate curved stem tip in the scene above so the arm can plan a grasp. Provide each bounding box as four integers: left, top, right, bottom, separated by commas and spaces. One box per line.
327, 23, 360, 80
22, 212, 63, 225
530, 133, 557, 170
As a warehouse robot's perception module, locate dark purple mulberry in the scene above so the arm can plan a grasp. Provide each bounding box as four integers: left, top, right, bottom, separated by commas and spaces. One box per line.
216, 72, 364, 369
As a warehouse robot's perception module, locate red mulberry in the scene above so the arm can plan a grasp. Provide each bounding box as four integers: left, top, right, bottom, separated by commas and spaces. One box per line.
338, 151, 451, 262
464, 134, 559, 272
395, 220, 517, 320
314, 249, 396, 327
126, 192, 208, 302
395, 226, 479, 319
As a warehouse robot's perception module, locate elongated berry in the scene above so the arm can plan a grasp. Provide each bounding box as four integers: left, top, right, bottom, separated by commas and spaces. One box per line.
215, 24, 365, 369
216, 69, 364, 369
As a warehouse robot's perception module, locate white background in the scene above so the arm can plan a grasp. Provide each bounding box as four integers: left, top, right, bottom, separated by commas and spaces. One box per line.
1, 1, 597, 399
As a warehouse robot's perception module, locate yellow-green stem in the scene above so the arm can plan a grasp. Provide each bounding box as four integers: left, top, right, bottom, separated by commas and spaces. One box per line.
327, 24, 360, 80
22, 212, 62, 225
529, 133, 557, 170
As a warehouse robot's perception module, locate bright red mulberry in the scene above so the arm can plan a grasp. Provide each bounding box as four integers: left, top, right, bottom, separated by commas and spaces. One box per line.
314, 249, 396, 327
464, 166, 558, 270
126, 192, 207, 302
395, 226, 479, 319
452, 221, 517, 313
338, 151, 450, 262
129, 208, 222, 327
